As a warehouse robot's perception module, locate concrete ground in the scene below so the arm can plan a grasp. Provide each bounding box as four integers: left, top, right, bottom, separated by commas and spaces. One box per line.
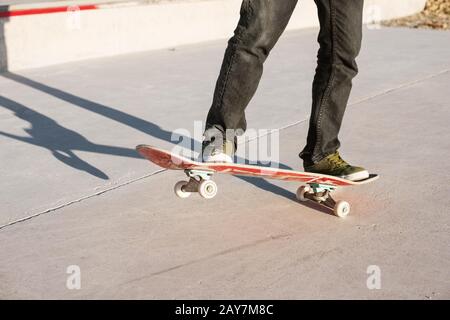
0, 27, 449, 299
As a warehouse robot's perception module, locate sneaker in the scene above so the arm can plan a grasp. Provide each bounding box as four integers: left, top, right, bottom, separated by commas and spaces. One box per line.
201, 139, 234, 163
304, 151, 369, 181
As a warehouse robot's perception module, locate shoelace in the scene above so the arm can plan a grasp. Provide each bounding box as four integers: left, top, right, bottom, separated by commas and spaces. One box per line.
328, 153, 348, 168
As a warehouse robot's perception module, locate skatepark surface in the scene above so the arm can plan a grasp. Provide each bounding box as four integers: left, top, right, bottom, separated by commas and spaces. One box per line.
0, 27, 449, 299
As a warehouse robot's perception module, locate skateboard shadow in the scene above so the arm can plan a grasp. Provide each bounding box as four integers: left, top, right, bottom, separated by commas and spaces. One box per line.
237, 176, 335, 216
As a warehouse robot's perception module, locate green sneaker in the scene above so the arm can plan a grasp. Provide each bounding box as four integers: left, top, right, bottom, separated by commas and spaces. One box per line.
304, 152, 369, 181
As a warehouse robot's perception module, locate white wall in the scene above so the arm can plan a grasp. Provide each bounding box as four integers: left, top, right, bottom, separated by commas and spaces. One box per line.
1, 0, 427, 71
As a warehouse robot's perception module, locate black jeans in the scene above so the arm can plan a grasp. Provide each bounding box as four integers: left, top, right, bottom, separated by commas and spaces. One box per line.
205, 0, 364, 165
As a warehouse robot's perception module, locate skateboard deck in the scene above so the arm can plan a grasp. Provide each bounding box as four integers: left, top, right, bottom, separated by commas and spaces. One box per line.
136, 145, 379, 217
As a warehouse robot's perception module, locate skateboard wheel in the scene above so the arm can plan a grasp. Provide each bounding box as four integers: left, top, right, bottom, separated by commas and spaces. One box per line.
198, 180, 218, 199
334, 200, 350, 218
296, 185, 310, 202
174, 181, 191, 198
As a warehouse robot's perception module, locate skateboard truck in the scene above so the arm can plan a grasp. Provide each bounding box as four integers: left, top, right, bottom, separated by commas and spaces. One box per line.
296, 183, 350, 217
173, 169, 218, 199
176, 170, 350, 218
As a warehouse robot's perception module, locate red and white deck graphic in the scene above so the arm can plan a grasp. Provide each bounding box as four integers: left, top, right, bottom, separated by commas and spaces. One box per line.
136, 145, 378, 187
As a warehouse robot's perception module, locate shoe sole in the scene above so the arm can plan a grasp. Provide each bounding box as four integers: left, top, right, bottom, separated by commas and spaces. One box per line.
202, 153, 233, 163
341, 170, 370, 181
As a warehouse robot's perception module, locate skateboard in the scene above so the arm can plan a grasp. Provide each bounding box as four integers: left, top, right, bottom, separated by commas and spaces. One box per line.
136, 145, 379, 218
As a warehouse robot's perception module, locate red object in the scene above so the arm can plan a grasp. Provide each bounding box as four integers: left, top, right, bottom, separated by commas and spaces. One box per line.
0, 5, 97, 18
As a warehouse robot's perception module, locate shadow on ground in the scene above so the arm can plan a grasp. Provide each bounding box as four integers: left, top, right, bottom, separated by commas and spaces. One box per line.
0, 95, 141, 179
0, 72, 320, 211
239, 176, 335, 216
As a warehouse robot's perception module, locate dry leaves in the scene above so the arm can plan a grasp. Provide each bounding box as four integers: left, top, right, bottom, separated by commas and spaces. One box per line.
383, 0, 450, 30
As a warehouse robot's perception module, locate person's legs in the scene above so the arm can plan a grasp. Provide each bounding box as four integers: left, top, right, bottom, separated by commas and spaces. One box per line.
300, 0, 364, 166
204, 0, 298, 146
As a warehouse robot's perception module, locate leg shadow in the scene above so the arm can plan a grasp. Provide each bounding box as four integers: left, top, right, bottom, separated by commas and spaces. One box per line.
1, 72, 202, 152
0, 95, 141, 179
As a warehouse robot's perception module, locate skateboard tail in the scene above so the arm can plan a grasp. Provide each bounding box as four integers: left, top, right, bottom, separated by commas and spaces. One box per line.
136, 145, 197, 170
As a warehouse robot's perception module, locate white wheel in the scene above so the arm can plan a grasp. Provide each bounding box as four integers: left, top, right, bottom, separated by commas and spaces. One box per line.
198, 180, 218, 199
174, 180, 191, 198
334, 200, 350, 218
296, 185, 310, 202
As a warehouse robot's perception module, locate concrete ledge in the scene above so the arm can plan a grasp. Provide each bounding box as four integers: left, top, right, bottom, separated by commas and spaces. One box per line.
0, 0, 427, 71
